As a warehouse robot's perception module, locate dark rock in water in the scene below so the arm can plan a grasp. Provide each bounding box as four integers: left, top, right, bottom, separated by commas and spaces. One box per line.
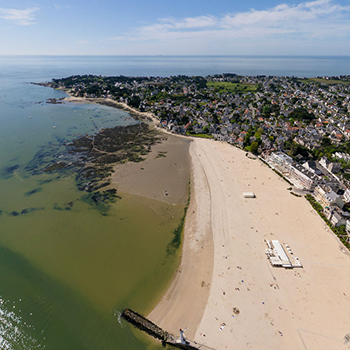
44, 162, 69, 172
0, 165, 20, 179
24, 121, 161, 215
53, 204, 64, 211
25, 144, 73, 177
0, 210, 2, 217
80, 189, 121, 216
37, 179, 52, 185
20, 207, 44, 215
8, 207, 45, 216
79, 180, 111, 193
106, 189, 117, 195
121, 309, 170, 343
24, 187, 43, 196
46, 98, 64, 104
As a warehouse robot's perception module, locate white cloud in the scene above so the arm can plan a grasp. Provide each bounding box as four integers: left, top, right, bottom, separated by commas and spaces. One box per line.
223, 0, 349, 27
157, 15, 217, 29
0, 7, 39, 25
54, 5, 61, 10
77, 40, 89, 44
110, 0, 350, 48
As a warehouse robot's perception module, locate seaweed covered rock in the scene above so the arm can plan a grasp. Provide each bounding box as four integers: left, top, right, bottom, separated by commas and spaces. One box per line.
23, 122, 162, 214
80, 189, 121, 215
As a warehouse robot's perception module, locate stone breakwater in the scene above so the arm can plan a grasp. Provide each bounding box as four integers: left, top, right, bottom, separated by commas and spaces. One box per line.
121, 309, 215, 350
121, 308, 170, 342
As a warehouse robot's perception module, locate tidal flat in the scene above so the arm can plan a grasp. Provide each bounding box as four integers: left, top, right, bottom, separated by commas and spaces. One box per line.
0, 81, 190, 350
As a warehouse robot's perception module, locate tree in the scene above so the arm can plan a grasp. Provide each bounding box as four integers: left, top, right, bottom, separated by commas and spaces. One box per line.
250, 141, 259, 154
180, 115, 189, 125
244, 132, 251, 147
288, 142, 309, 158
128, 96, 141, 108
255, 127, 264, 140
321, 136, 332, 147
272, 104, 280, 114
263, 105, 272, 117
289, 107, 315, 121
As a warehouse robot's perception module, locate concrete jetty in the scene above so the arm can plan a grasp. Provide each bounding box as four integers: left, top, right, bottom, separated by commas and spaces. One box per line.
121, 309, 216, 350
122, 308, 170, 342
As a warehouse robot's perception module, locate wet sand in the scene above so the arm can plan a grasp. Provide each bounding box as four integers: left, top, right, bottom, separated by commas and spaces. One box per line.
147, 136, 214, 340
112, 134, 191, 206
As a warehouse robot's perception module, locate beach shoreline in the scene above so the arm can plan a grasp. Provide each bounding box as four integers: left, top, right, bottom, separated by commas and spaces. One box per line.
155, 138, 350, 350
63, 93, 210, 337
147, 139, 214, 340
63, 92, 350, 350
64, 95, 159, 124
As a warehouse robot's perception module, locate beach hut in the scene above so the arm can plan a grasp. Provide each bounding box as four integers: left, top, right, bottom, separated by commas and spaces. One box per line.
243, 192, 255, 198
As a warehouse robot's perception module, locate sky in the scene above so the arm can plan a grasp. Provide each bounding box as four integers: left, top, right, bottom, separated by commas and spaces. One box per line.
0, 0, 350, 55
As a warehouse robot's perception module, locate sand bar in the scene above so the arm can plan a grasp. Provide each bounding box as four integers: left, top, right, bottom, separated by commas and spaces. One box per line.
150, 137, 350, 350
112, 133, 190, 206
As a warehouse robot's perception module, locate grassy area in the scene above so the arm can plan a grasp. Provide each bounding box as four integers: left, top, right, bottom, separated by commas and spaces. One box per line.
305, 194, 350, 249
207, 81, 258, 93
299, 78, 350, 85
167, 181, 191, 255
272, 169, 293, 186
186, 132, 213, 139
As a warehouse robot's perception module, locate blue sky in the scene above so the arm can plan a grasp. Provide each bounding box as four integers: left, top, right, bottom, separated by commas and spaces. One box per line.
1, 0, 350, 55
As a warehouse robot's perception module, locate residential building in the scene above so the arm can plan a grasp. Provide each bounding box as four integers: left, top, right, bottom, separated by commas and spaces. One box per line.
314, 185, 345, 209
302, 161, 322, 175
269, 151, 293, 168
324, 207, 347, 227
343, 188, 350, 203
288, 164, 320, 191
319, 156, 341, 174
346, 220, 350, 235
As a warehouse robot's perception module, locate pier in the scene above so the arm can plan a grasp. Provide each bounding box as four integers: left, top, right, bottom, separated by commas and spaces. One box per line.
121, 309, 216, 350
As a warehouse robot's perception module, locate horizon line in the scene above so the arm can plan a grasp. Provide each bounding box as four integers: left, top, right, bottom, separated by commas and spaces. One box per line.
1, 54, 350, 58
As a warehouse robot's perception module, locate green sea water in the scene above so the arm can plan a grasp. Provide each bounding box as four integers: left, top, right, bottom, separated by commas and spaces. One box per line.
2, 53, 349, 348
0, 68, 185, 349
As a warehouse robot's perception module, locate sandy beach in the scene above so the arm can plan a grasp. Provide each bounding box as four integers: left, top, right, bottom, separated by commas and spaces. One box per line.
64, 96, 159, 124
62, 95, 350, 349
149, 137, 350, 350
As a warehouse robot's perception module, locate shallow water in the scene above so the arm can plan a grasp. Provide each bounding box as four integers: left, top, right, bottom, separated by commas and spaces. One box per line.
3, 53, 344, 349
0, 63, 185, 350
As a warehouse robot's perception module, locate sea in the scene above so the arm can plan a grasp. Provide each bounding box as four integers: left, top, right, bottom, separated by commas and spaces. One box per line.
0, 55, 349, 350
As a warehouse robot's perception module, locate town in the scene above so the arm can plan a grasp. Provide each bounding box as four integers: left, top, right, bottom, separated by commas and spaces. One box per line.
47, 73, 350, 249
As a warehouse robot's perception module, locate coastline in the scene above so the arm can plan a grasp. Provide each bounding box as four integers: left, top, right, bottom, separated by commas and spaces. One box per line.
147, 139, 214, 340
63, 93, 210, 337
64, 96, 159, 124
64, 93, 350, 350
